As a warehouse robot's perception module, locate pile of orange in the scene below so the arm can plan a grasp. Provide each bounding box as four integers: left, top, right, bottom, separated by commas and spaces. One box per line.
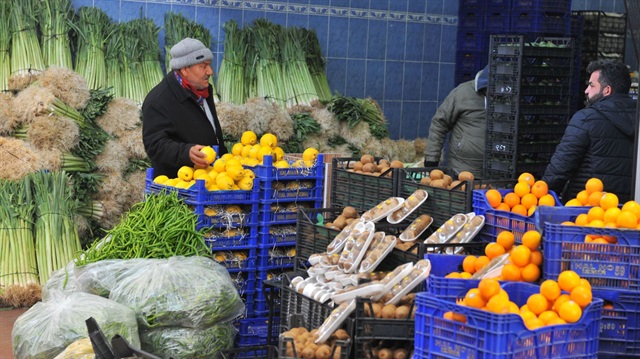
446, 230, 542, 283
561, 178, 640, 243
485, 173, 555, 217
444, 270, 593, 330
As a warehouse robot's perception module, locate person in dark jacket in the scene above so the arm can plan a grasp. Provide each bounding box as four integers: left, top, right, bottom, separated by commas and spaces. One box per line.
543, 59, 637, 203
142, 37, 228, 177
424, 65, 489, 178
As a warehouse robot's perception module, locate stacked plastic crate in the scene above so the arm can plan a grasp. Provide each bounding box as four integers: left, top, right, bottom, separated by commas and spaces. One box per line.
253, 155, 324, 317
483, 34, 574, 180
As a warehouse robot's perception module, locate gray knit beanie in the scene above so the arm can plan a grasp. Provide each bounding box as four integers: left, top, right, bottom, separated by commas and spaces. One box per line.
169, 37, 213, 70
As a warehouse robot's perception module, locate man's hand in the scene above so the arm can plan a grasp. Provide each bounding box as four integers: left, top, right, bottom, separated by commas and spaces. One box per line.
190, 145, 209, 169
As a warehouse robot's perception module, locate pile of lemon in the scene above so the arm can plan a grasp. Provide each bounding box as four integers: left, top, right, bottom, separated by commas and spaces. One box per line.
228, 131, 319, 169
446, 270, 593, 330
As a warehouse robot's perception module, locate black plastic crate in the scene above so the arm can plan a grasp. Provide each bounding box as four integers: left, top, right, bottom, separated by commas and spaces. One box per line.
220, 345, 278, 359
458, 5, 484, 30
457, 30, 487, 52
511, 11, 571, 36
279, 313, 352, 359
512, 0, 571, 14
330, 157, 400, 212
575, 11, 627, 34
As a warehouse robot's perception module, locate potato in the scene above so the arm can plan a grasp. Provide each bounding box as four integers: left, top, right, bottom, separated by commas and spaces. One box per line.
372, 302, 383, 318
333, 328, 350, 340
361, 154, 375, 164
362, 162, 377, 173
342, 206, 358, 219
378, 348, 393, 359
381, 304, 397, 319
301, 346, 316, 359
430, 179, 447, 188
458, 171, 474, 181
442, 174, 453, 187
390, 160, 404, 168
419, 177, 431, 185
353, 161, 364, 171
394, 348, 409, 359
395, 305, 410, 319
315, 344, 331, 359
429, 169, 444, 180
449, 180, 462, 190
378, 159, 391, 167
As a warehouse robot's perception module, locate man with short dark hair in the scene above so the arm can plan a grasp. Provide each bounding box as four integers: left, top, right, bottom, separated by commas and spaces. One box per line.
543, 59, 637, 202
142, 37, 228, 177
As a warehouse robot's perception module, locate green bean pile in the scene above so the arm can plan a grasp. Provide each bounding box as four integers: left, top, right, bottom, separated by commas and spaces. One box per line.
76, 192, 210, 266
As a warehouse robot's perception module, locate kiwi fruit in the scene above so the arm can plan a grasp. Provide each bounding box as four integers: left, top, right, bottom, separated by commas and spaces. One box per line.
342, 206, 358, 219
353, 161, 364, 171
389, 160, 404, 168
449, 180, 462, 190
378, 159, 391, 167
430, 179, 447, 188
419, 177, 431, 185
362, 162, 376, 173
333, 215, 347, 229
443, 174, 453, 187
458, 171, 474, 181
361, 154, 375, 164
429, 169, 444, 180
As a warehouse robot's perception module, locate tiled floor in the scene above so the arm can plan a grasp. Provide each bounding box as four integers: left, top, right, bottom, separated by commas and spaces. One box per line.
0, 308, 26, 359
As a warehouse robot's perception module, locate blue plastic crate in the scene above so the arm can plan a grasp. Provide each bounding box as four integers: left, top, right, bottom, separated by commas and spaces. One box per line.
213, 247, 257, 273
234, 317, 280, 347
458, 6, 484, 30
536, 206, 640, 291
145, 168, 260, 204
426, 254, 481, 301
512, 0, 571, 14
414, 282, 603, 359
193, 203, 259, 229
484, 10, 511, 32
247, 154, 324, 181
473, 188, 562, 242
592, 288, 640, 357
258, 225, 297, 246
511, 10, 571, 35
203, 228, 259, 249
258, 245, 296, 270
259, 182, 323, 202
242, 291, 256, 317
229, 271, 256, 296
457, 31, 487, 52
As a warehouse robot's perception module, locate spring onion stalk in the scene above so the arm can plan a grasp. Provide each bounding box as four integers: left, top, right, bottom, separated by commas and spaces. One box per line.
251, 19, 287, 109
117, 21, 147, 105
217, 20, 248, 104
301, 28, 332, 101
130, 18, 164, 98
0, 178, 39, 287
76, 200, 104, 222
9, 0, 45, 78
243, 26, 257, 101
72, 7, 113, 90
104, 23, 123, 99
31, 170, 82, 284
0, 0, 10, 92
40, 0, 74, 69
282, 27, 319, 106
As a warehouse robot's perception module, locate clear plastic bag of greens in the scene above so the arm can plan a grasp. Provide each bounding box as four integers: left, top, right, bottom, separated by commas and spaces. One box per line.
41, 262, 78, 300
11, 291, 140, 359
74, 258, 144, 297
53, 338, 95, 359
108, 256, 245, 329
140, 322, 236, 359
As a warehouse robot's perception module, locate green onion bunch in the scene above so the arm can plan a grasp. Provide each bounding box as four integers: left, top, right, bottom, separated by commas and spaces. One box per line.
0, 178, 39, 286
104, 22, 123, 99
281, 112, 321, 153
281, 27, 319, 107
0, 0, 10, 92
31, 170, 82, 284
72, 6, 113, 90
116, 21, 146, 104
327, 94, 389, 139
250, 19, 287, 109
130, 17, 164, 98
301, 28, 332, 101
216, 20, 248, 105
40, 0, 74, 69
9, 0, 45, 77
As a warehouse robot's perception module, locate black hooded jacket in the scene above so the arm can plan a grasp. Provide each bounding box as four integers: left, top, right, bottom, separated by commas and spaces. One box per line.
142, 72, 228, 177
543, 93, 637, 202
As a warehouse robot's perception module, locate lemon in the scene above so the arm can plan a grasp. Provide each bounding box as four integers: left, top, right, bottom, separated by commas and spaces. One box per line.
292, 159, 306, 168
226, 164, 245, 181
194, 173, 211, 187
249, 144, 262, 159
164, 178, 179, 187
243, 169, 256, 180
237, 176, 254, 191
212, 159, 227, 173
302, 147, 319, 162
200, 146, 217, 164
153, 175, 169, 184
231, 143, 244, 156
193, 169, 208, 179
232, 184, 240, 190
177, 166, 194, 181
208, 170, 219, 181
274, 160, 290, 168
226, 158, 242, 168
257, 146, 273, 162
241, 131, 257, 146
206, 183, 219, 191
221, 153, 234, 161
241, 145, 252, 158
259, 133, 278, 148
216, 174, 234, 190
273, 147, 285, 161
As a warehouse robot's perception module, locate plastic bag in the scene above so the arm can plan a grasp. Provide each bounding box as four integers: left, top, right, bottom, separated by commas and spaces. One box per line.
53, 338, 94, 359
41, 262, 78, 300
108, 256, 245, 329
75, 258, 144, 297
12, 291, 140, 359
140, 322, 236, 359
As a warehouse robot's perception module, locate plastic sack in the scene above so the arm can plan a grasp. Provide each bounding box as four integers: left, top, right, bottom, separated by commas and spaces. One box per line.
12, 291, 140, 359
41, 262, 78, 300
53, 338, 94, 359
75, 258, 144, 297
108, 256, 245, 329
140, 322, 236, 359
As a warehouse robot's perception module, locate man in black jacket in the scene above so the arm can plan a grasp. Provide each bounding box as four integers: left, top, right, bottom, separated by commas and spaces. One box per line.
543, 59, 637, 203
142, 37, 228, 177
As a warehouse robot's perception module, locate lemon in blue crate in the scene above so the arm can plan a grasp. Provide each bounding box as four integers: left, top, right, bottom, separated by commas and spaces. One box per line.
200, 145, 217, 164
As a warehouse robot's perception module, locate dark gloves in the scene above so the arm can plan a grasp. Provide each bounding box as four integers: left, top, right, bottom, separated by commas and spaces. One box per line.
424, 160, 439, 168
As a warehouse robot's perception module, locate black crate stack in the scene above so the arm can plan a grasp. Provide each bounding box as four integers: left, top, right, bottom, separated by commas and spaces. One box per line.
455, 0, 572, 85
483, 35, 575, 180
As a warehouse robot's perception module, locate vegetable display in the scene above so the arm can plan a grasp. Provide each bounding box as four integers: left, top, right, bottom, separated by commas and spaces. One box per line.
140, 322, 236, 359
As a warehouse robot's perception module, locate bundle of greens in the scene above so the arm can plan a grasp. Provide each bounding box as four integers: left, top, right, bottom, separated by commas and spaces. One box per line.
281, 112, 321, 153
0, 0, 10, 92
0, 177, 39, 287
130, 17, 164, 98
216, 19, 247, 105
40, 0, 74, 69
327, 94, 389, 139
281, 27, 318, 107
9, 0, 45, 86
250, 19, 287, 109
302, 28, 331, 101
72, 6, 113, 90
140, 322, 236, 359
31, 170, 82, 284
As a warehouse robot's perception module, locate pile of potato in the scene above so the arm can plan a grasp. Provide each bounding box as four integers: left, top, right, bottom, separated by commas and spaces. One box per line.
281, 327, 350, 359
363, 340, 413, 359
346, 155, 405, 176
324, 206, 360, 231
419, 169, 475, 190
362, 293, 416, 320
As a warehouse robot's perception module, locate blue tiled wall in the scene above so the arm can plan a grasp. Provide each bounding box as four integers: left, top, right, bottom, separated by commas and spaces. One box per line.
70, 0, 636, 141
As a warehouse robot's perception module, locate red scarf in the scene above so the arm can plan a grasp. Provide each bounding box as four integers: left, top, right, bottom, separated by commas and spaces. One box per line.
175, 72, 209, 104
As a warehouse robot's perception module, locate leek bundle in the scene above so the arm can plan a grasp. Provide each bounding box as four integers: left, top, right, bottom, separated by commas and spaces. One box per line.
73, 7, 113, 90
250, 19, 287, 109
0, 178, 39, 286
217, 20, 248, 105
281, 27, 318, 106
130, 17, 163, 97
105, 22, 123, 98
0, 0, 10, 92
40, 0, 74, 69
31, 170, 81, 284
9, 0, 45, 79
302, 28, 332, 101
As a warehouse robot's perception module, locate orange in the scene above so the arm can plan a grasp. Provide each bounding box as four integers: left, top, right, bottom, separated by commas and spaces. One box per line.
521, 230, 541, 250
496, 231, 515, 251
504, 192, 521, 209
584, 234, 595, 243
553, 294, 571, 312
485, 189, 502, 209
538, 194, 556, 207
622, 201, 640, 218
511, 204, 528, 216
501, 263, 522, 281
485, 242, 506, 260
508, 301, 520, 314
579, 278, 592, 290
617, 211, 638, 229
460, 272, 473, 279
445, 272, 462, 278
576, 190, 590, 205
474, 256, 491, 272
527, 206, 537, 216
518, 172, 536, 187
565, 199, 584, 207
527, 293, 549, 315
575, 213, 590, 226
588, 219, 605, 228
521, 263, 540, 282
520, 310, 536, 323
587, 206, 605, 223
495, 289, 510, 302
540, 280, 561, 301
462, 255, 477, 274
531, 181, 549, 199
558, 300, 582, 323
486, 295, 510, 314
587, 191, 603, 206
514, 182, 531, 197
510, 245, 532, 267
603, 207, 622, 225
464, 288, 487, 308
525, 317, 545, 330
547, 317, 567, 326
585, 178, 604, 194
521, 193, 538, 210
538, 310, 560, 325
530, 250, 543, 266
561, 221, 576, 225
600, 193, 619, 210
496, 202, 511, 211
558, 270, 581, 292
478, 278, 501, 301
570, 285, 593, 308
592, 237, 609, 244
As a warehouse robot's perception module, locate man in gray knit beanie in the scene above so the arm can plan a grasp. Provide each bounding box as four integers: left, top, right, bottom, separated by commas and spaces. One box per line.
142, 37, 228, 177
